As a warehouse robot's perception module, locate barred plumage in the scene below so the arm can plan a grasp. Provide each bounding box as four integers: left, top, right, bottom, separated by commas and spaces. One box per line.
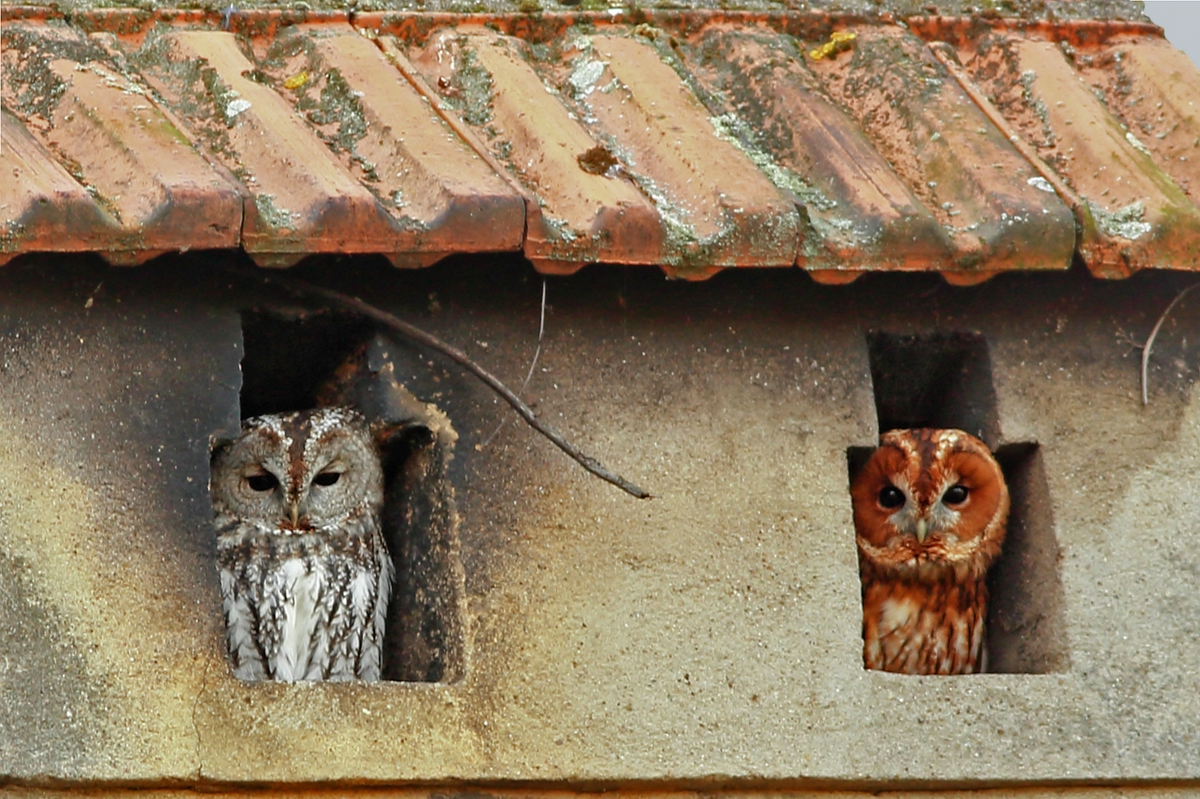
212, 408, 394, 682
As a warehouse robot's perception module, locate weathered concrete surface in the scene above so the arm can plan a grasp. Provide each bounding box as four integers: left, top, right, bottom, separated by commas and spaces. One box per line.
2, 255, 1200, 787
0, 262, 242, 779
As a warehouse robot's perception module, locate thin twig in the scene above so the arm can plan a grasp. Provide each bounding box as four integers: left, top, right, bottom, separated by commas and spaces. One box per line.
230, 268, 651, 499
480, 280, 546, 449
1141, 282, 1200, 406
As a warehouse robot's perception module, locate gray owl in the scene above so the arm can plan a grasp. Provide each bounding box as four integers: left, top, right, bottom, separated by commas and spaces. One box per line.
211, 407, 394, 682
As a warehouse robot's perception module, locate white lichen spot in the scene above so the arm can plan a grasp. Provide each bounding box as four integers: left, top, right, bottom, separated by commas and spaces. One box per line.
543, 215, 579, 243
226, 98, 252, 121
708, 114, 836, 212
569, 59, 608, 97
1027, 176, 1055, 193
1088, 199, 1152, 240
1125, 130, 1152, 156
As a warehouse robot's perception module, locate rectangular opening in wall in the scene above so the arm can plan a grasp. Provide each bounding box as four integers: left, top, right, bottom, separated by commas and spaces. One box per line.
239, 310, 377, 420
848, 331, 1068, 675
216, 309, 464, 684
987, 443, 1069, 674
866, 331, 999, 445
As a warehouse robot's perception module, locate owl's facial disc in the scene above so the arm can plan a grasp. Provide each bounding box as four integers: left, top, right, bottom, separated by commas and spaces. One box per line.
852, 428, 1010, 582
212, 407, 384, 538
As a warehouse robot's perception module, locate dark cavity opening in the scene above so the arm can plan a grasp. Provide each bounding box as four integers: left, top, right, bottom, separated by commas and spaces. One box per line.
866, 331, 999, 443
986, 443, 1069, 674
239, 309, 376, 419
227, 310, 464, 683
847, 331, 1068, 675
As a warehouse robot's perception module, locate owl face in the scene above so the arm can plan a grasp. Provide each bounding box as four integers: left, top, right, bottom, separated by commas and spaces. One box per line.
851, 428, 1009, 582
212, 408, 383, 530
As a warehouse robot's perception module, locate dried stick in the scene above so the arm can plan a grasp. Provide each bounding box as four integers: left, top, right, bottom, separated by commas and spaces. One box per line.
231, 268, 651, 499
1141, 282, 1200, 406
480, 279, 546, 449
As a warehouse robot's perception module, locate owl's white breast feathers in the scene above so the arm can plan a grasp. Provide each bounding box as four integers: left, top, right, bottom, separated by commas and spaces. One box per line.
879, 595, 920, 634
219, 530, 393, 682
275, 560, 323, 681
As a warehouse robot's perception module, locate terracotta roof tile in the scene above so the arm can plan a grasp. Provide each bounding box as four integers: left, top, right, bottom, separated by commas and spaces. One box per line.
1, 107, 120, 263
2, 20, 241, 263
579, 33, 801, 274
949, 29, 1200, 278
401, 28, 665, 273
1, 7, 1196, 280
679, 23, 1076, 284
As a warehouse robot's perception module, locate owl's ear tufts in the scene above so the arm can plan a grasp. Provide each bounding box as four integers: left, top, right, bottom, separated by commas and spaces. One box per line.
210, 439, 232, 467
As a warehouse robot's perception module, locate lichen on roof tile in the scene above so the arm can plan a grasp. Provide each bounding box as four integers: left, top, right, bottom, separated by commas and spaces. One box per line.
957, 29, 1200, 275
1, 0, 1195, 277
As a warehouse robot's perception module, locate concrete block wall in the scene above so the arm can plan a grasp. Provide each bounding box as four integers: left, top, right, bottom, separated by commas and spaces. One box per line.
1, 254, 1198, 790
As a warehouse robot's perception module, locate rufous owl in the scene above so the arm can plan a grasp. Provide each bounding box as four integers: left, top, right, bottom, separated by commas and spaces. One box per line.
851, 428, 1009, 675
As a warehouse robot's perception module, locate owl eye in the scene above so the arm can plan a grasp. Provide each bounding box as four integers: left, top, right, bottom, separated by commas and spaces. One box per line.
943, 485, 969, 504
313, 471, 342, 487
245, 472, 278, 492
878, 485, 905, 509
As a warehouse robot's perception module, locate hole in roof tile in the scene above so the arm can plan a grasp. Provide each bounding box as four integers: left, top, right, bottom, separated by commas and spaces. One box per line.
212, 309, 464, 683
846, 331, 1067, 675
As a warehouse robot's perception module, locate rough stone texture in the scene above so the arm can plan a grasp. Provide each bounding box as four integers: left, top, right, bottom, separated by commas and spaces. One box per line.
0, 261, 241, 779
2, 254, 1200, 787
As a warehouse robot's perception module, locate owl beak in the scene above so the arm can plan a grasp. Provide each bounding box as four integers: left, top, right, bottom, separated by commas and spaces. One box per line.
915, 518, 929, 543
289, 502, 300, 527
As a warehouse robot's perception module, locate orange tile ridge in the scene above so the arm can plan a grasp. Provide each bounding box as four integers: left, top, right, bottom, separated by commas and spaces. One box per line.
907, 15, 1163, 46
1092, 39, 1200, 213
373, 34, 533, 216
87, 30, 254, 246
419, 31, 663, 271
1011, 38, 1200, 277
0, 6, 1166, 47
927, 41, 1082, 212
0, 108, 119, 263
162, 29, 398, 264
372, 34, 541, 265
2, 21, 244, 262
586, 33, 800, 271
811, 27, 1074, 277
302, 29, 525, 261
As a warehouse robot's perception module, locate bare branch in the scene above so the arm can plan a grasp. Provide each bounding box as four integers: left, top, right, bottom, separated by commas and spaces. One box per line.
1141, 282, 1200, 406
228, 268, 651, 499
481, 279, 546, 449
